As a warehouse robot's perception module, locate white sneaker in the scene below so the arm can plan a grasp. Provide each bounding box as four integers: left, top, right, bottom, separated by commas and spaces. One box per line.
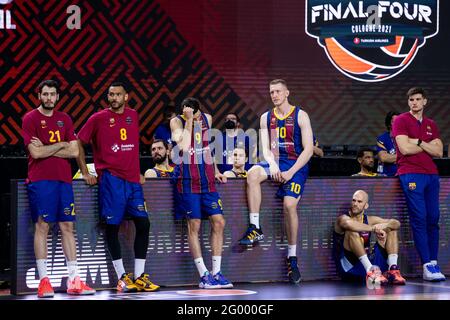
423, 264, 445, 282
431, 264, 446, 281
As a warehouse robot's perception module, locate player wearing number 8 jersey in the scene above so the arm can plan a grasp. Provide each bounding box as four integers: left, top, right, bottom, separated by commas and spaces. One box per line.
77, 82, 159, 293
238, 79, 314, 285
22, 79, 95, 298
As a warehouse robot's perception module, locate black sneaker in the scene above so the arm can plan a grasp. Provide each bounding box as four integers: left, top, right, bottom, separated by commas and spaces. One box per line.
238, 224, 264, 245
287, 256, 301, 284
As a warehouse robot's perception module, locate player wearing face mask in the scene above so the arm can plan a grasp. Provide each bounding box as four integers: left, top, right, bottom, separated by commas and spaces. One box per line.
218, 113, 255, 173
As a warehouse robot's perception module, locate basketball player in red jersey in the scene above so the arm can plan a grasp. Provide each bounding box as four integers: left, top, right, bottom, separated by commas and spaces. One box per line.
22, 79, 95, 298
77, 82, 159, 292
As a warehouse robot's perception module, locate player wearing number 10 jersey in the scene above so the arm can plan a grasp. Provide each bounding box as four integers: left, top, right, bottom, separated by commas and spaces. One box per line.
77, 82, 159, 293
238, 79, 314, 285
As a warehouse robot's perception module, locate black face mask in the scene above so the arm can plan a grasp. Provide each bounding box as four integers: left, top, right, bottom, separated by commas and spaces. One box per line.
224, 120, 236, 129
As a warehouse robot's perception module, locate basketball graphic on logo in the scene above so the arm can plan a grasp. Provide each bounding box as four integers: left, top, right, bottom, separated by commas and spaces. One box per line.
305, 0, 439, 82
321, 36, 422, 82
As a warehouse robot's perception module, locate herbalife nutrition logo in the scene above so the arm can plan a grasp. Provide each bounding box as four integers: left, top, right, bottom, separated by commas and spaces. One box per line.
305, 0, 439, 82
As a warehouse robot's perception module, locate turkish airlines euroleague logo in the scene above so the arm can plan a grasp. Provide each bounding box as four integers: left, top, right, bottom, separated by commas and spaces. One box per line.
306, 0, 439, 82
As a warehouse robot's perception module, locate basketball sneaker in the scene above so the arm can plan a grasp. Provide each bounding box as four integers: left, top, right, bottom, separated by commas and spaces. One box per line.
117, 272, 139, 292
366, 265, 388, 289
199, 272, 221, 289
67, 276, 96, 295
213, 271, 233, 289
423, 264, 446, 282
431, 264, 446, 281
37, 277, 54, 298
238, 224, 264, 245
286, 256, 301, 284
134, 273, 160, 292
384, 265, 406, 285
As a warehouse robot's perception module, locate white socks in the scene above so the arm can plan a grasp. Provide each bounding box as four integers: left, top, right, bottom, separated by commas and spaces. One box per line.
287, 245, 297, 258
36, 259, 47, 279
387, 254, 398, 269
250, 213, 260, 229
358, 254, 372, 272
134, 258, 146, 278
212, 256, 222, 275
66, 260, 79, 281
194, 257, 208, 277
112, 259, 126, 279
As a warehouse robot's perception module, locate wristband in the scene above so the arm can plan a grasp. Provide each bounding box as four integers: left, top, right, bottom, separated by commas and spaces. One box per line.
417, 139, 422, 146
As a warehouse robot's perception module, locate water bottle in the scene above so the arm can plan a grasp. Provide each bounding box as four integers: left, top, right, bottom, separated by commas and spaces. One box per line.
377, 163, 384, 175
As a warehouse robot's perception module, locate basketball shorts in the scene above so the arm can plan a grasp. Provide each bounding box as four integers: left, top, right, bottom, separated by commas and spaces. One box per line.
174, 191, 223, 220
337, 243, 388, 281
27, 180, 76, 223
256, 158, 308, 199
99, 170, 148, 225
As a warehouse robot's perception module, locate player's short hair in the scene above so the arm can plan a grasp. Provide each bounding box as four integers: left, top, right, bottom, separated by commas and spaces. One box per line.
269, 79, 288, 89
110, 82, 128, 92
226, 112, 240, 123
181, 97, 200, 110
356, 147, 374, 159
406, 87, 427, 99
38, 79, 59, 94
385, 111, 400, 131
152, 139, 169, 150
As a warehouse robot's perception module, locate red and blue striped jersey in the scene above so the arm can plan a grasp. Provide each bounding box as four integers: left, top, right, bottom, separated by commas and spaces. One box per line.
267, 106, 303, 160
333, 212, 371, 265
175, 113, 216, 193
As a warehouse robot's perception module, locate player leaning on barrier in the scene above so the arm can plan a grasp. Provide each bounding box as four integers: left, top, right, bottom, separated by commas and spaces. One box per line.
392, 87, 445, 282
21, 79, 95, 298
238, 79, 314, 284
77, 82, 160, 292
170, 97, 233, 289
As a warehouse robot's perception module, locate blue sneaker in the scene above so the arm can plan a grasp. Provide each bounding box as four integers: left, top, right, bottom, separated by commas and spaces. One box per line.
238, 224, 264, 245
287, 256, 301, 284
199, 272, 221, 289
213, 272, 233, 288
432, 264, 446, 281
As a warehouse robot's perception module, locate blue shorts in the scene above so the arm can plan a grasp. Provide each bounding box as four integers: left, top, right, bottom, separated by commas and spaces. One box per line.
257, 159, 308, 199
175, 192, 223, 220
27, 180, 76, 223
337, 243, 388, 281
99, 171, 148, 225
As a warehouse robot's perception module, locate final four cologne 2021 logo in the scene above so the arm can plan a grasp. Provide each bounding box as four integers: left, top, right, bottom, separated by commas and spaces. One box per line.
305, 0, 439, 82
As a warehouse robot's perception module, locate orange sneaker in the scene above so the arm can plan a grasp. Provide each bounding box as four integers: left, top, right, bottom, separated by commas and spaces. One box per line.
37, 277, 54, 298
384, 265, 406, 285
67, 276, 96, 295
366, 265, 388, 289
